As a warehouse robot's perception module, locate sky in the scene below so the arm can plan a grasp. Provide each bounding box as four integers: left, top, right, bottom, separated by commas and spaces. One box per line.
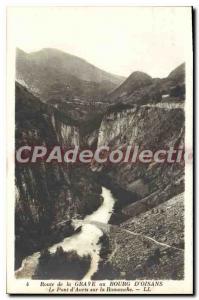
8, 7, 192, 78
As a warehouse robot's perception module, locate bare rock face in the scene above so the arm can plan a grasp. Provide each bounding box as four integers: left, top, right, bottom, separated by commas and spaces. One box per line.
97, 104, 184, 209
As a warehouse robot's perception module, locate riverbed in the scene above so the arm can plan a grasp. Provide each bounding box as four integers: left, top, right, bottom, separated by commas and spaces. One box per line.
15, 187, 116, 279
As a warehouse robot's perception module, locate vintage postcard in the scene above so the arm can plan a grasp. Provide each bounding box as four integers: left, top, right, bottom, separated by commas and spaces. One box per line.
7, 6, 193, 294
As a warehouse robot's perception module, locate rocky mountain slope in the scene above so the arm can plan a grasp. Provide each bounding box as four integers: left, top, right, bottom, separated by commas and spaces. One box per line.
93, 63, 185, 219
95, 193, 184, 280
106, 63, 185, 106
16, 48, 124, 115
90, 64, 185, 279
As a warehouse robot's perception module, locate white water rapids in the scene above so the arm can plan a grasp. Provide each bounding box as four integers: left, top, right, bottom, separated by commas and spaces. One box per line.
15, 187, 116, 279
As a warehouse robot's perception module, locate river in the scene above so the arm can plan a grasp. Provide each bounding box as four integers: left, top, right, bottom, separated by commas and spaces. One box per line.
15, 187, 116, 279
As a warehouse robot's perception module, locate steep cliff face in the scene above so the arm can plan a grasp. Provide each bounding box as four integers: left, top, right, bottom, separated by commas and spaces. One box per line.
96, 104, 184, 218
93, 101, 185, 280
15, 83, 102, 269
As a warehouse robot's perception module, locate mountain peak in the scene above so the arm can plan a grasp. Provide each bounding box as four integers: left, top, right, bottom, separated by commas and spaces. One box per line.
126, 71, 153, 85
168, 63, 185, 82
16, 47, 125, 108
108, 70, 153, 101
30, 47, 73, 57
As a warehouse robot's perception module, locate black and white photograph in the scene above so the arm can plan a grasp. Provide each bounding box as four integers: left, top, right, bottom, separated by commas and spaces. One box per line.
6, 6, 193, 294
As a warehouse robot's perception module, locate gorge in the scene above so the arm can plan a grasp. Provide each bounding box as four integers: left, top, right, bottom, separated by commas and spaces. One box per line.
15, 49, 185, 280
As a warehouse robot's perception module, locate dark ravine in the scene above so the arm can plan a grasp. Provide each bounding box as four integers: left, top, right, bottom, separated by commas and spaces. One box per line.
97, 173, 139, 224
